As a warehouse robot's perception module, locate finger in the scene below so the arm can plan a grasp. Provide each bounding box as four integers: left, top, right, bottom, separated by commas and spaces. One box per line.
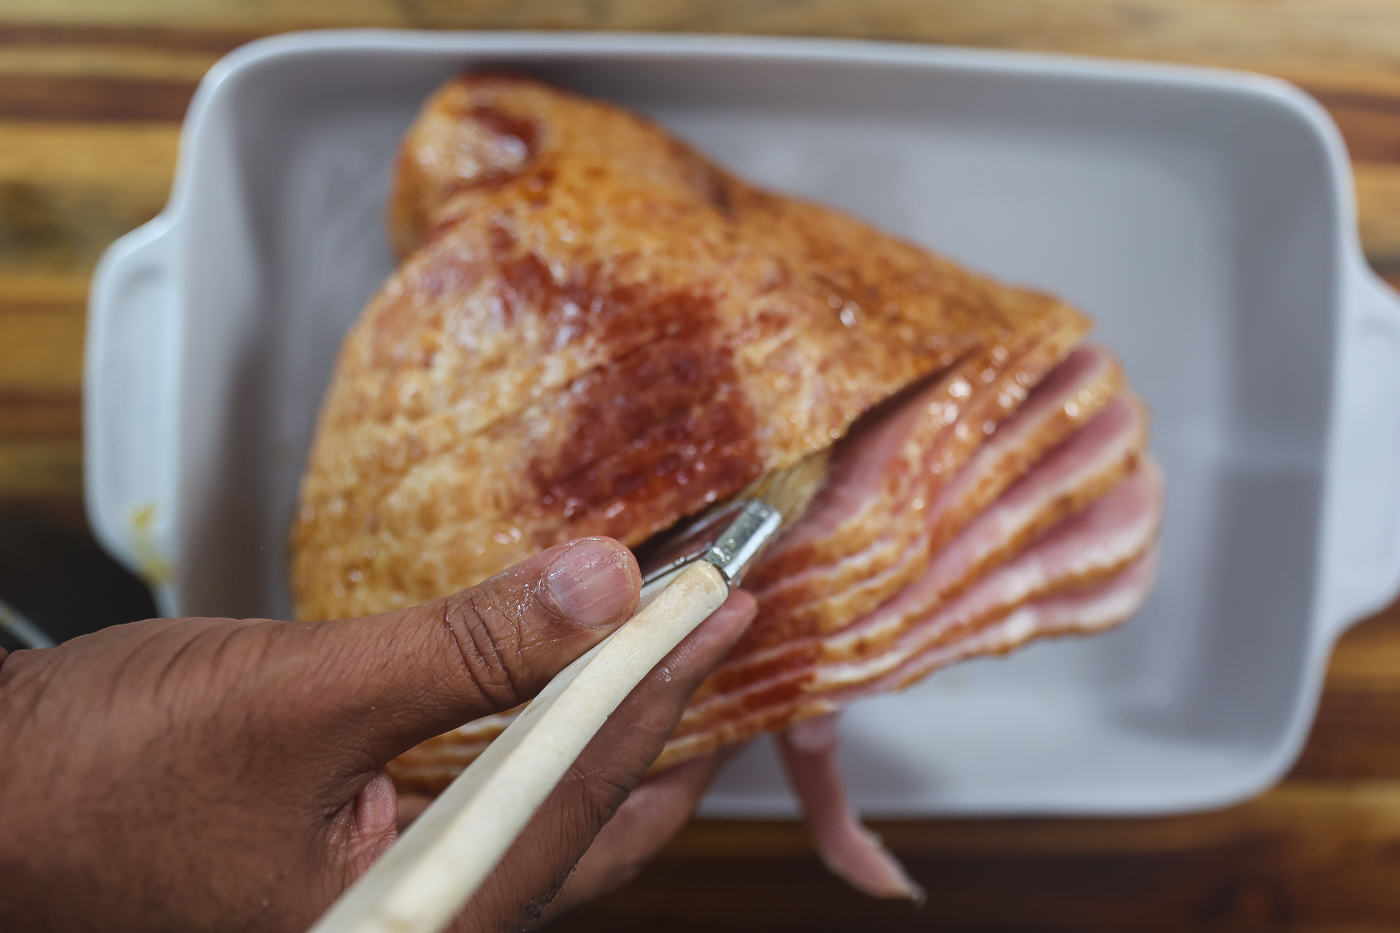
453, 590, 757, 933
541, 745, 743, 920
343, 770, 401, 879
271, 537, 641, 768
390, 750, 743, 916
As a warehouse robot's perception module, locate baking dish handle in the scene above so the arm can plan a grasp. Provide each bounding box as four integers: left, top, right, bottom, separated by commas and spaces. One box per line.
1322, 264, 1400, 639
84, 214, 181, 612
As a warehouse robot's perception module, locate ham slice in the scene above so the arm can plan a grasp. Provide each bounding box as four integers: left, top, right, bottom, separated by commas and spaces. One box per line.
776, 713, 925, 903
821, 468, 1162, 701
656, 351, 1154, 763
722, 342, 1121, 700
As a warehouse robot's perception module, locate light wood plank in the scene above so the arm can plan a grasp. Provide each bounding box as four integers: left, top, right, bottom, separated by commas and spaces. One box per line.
0, 271, 89, 309
0, 125, 175, 274
0, 310, 83, 392
4, 0, 1400, 74
0, 121, 178, 183
0, 45, 219, 82
1325, 605, 1400, 691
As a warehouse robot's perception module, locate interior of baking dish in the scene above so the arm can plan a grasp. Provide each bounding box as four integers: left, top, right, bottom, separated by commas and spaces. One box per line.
101, 36, 1356, 815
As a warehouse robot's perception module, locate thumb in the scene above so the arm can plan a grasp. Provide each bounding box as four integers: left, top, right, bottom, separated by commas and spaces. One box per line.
284, 537, 641, 768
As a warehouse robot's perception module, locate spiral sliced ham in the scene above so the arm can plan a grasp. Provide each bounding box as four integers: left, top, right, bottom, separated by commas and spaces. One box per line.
662, 391, 1157, 766
293, 74, 1164, 900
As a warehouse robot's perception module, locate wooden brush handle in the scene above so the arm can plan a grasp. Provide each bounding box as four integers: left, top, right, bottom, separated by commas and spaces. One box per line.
309, 559, 730, 933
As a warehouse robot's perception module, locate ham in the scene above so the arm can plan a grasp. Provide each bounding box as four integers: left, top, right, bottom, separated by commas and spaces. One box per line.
291, 74, 1093, 624
294, 73, 1165, 899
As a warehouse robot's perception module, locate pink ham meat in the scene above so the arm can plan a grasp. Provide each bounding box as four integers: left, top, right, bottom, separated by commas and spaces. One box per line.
387, 342, 1163, 898
739, 327, 1109, 647
819, 462, 1162, 704
659, 352, 1152, 765
666, 451, 1162, 809
777, 713, 926, 903
768, 486, 1161, 902
776, 553, 1159, 900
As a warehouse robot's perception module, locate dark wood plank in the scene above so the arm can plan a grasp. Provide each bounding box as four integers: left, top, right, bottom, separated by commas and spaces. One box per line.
555, 788, 1400, 932
2, 6, 1400, 930
0, 75, 196, 121
0, 21, 256, 53
0, 393, 81, 440
1309, 90, 1400, 163
1291, 605, 1400, 781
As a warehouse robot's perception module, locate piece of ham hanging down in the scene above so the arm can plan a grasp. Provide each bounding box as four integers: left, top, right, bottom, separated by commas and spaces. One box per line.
292, 73, 1165, 899
777, 712, 927, 903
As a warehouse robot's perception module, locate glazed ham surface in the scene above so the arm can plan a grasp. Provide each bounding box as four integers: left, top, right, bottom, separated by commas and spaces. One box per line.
292, 73, 1088, 622
293, 74, 1164, 899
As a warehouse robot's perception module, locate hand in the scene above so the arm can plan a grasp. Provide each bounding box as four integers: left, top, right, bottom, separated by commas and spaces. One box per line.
0, 537, 756, 933
538, 743, 743, 921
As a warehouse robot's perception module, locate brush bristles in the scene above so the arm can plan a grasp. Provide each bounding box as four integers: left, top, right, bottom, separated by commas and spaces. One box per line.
740, 449, 832, 528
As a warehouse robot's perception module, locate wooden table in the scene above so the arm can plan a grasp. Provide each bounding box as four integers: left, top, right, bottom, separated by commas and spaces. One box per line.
2, 2, 1399, 929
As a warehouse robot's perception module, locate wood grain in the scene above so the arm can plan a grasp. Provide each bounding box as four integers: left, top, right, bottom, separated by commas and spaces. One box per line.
1, 0, 1399, 72
0, 123, 174, 501
1, 3, 1399, 930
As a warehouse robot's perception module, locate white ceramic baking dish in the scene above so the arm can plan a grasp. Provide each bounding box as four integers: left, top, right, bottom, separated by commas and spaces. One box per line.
86, 31, 1400, 818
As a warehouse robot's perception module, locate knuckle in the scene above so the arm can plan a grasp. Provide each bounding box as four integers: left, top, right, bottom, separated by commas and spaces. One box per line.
565, 761, 640, 828
635, 688, 686, 736
436, 586, 527, 709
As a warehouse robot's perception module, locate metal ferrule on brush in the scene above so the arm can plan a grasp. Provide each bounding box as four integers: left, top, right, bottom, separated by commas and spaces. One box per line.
637, 500, 782, 604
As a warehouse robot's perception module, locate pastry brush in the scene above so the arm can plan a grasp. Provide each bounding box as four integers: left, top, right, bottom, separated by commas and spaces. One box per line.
309, 452, 830, 933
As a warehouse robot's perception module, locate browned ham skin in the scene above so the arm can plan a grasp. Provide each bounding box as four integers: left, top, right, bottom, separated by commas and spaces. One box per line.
293, 74, 1082, 623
